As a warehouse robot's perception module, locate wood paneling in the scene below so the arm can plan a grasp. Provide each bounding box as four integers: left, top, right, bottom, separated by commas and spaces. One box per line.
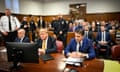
43, 15, 71, 23
86, 12, 120, 22
0, 12, 120, 23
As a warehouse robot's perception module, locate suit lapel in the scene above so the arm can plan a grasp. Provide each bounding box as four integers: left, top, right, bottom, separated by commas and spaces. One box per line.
47, 37, 50, 49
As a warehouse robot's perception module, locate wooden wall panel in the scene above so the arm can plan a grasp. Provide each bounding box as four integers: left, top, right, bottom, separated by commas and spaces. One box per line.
43, 15, 71, 23
0, 12, 120, 24
86, 12, 120, 22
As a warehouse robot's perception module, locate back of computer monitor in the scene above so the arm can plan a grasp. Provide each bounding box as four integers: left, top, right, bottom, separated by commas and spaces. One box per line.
6, 42, 39, 63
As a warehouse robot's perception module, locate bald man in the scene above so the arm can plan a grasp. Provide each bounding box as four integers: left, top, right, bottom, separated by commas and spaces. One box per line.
37, 28, 57, 55
14, 29, 30, 42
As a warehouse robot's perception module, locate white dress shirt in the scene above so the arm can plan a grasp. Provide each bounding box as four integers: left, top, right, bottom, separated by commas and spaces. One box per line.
76, 41, 82, 52
101, 31, 106, 41
0, 15, 21, 32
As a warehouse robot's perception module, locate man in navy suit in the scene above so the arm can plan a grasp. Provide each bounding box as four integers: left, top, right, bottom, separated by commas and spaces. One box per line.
96, 26, 111, 58
84, 26, 93, 40
37, 28, 57, 55
14, 29, 30, 42
64, 29, 95, 59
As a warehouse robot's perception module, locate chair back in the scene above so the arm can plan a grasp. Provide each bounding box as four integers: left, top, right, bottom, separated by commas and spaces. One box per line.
56, 40, 64, 53
111, 45, 120, 60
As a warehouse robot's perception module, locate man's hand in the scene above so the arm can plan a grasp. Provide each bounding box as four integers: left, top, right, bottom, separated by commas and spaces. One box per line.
68, 52, 87, 58
38, 48, 45, 55
99, 41, 108, 45
2, 32, 8, 36
59, 31, 63, 34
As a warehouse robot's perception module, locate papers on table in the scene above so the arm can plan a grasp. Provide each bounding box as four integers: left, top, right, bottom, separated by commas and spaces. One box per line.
65, 57, 84, 66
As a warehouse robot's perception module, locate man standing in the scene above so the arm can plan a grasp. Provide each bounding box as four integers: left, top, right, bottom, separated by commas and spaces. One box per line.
0, 9, 21, 42
37, 16, 46, 28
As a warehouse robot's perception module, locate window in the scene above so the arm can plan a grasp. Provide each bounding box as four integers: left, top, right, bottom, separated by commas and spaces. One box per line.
5, 0, 19, 13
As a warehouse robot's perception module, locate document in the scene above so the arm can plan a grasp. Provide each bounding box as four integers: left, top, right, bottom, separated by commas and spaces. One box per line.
65, 57, 84, 66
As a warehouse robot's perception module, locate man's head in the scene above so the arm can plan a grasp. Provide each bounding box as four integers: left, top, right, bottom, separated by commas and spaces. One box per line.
39, 28, 48, 40
23, 17, 27, 21
5, 9, 11, 16
75, 29, 84, 42
17, 29, 25, 39
40, 16, 42, 20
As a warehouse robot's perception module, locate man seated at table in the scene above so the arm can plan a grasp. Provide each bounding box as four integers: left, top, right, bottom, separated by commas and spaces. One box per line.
64, 29, 95, 59
14, 28, 30, 42
37, 28, 57, 55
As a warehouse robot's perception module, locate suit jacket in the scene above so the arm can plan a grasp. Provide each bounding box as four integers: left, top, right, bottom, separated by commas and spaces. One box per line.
37, 36, 57, 54
84, 31, 93, 40
64, 38, 95, 59
37, 20, 46, 28
14, 36, 30, 42
96, 31, 111, 43
20, 21, 29, 32
29, 20, 36, 32
54, 18, 68, 35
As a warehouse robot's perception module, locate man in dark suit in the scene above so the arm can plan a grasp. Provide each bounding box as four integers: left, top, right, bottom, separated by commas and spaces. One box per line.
37, 16, 46, 28
96, 26, 111, 58
84, 26, 93, 40
37, 28, 57, 55
51, 17, 58, 31
20, 17, 29, 36
29, 16, 36, 42
64, 29, 95, 59
14, 29, 30, 42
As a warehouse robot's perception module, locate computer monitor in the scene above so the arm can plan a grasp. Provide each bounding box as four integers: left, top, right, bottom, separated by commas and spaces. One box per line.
5, 42, 39, 70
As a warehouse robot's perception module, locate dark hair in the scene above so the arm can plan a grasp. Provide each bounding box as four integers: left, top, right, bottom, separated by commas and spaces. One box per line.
75, 28, 84, 36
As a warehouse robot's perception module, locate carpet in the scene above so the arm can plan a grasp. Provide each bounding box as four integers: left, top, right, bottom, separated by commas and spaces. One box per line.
104, 60, 120, 72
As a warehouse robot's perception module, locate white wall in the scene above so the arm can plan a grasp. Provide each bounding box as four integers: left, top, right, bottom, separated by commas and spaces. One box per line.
43, 0, 120, 15
19, 0, 43, 15
43, 1, 69, 15
0, 0, 6, 13
87, 0, 120, 13
0, 0, 120, 15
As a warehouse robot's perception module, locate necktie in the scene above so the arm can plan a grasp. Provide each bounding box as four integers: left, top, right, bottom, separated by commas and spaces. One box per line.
86, 31, 88, 38
19, 38, 22, 43
103, 32, 106, 41
102, 32, 104, 41
42, 40, 46, 50
76, 42, 81, 52
8, 16, 12, 31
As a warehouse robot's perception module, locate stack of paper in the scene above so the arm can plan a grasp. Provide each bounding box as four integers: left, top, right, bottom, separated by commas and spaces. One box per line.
65, 57, 84, 66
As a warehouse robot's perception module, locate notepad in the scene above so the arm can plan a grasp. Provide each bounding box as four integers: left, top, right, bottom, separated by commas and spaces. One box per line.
40, 54, 54, 61
65, 57, 84, 66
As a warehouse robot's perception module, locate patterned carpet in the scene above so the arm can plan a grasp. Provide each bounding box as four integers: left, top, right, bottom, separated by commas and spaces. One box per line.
0, 60, 10, 72
0, 46, 10, 72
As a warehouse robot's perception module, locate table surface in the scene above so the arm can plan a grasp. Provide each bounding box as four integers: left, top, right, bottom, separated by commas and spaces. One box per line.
18, 53, 104, 72
0, 50, 104, 72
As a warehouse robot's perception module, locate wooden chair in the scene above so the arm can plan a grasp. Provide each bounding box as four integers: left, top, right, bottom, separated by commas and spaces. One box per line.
66, 32, 75, 45
56, 40, 64, 53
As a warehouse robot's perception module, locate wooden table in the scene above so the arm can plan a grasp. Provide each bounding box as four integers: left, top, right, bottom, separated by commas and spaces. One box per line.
0, 50, 104, 72
15, 53, 104, 72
